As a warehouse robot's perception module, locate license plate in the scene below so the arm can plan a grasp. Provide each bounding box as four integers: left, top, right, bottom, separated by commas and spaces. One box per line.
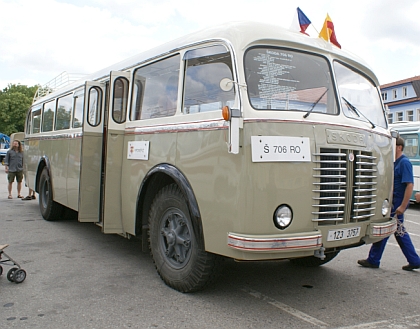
251, 136, 311, 162
327, 227, 361, 241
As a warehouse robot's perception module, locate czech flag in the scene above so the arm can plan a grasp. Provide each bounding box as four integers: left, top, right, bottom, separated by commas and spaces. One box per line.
319, 14, 341, 48
297, 7, 311, 36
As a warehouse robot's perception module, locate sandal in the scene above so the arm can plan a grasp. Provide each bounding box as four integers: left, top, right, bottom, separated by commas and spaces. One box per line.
22, 196, 32, 200
8, 195, 12, 199
32, 195, 36, 200
17, 195, 24, 198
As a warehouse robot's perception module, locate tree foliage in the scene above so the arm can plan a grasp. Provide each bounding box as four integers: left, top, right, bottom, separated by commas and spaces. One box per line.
0, 84, 38, 136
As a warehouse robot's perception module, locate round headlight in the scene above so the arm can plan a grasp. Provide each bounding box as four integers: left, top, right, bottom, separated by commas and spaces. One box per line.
382, 199, 390, 216
273, 205, 293, 230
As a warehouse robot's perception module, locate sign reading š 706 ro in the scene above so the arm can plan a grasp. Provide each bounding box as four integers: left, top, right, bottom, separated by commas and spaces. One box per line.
251, 136, 311, 162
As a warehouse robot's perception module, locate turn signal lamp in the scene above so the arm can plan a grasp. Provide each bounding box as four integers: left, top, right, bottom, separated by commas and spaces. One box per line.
222, 106, 230, 121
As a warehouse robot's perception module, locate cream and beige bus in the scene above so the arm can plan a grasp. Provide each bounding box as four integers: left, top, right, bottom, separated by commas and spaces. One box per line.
24, 21, 397, 292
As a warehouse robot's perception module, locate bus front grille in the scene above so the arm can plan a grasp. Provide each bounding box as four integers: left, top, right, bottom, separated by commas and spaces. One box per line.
312, 148, 377, 224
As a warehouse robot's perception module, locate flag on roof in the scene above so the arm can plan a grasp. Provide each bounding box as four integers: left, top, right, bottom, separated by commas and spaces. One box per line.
297, 7, 311, 36
319, 14, 341, 48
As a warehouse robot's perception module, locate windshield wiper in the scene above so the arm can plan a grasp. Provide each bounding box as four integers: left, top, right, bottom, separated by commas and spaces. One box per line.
342, 97, 375, 128
303, 89, 329, 118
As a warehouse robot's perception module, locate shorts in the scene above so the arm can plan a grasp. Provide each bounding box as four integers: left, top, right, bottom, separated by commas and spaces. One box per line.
7, 171, 23, 183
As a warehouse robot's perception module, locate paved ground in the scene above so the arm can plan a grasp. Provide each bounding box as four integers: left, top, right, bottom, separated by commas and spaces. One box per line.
1, 169, 420, 329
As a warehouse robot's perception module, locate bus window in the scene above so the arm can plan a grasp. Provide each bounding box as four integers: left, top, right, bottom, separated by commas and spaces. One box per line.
42, 100, 56, 132
26, 111, 32, 135
245, 48, 335, 114
335, 61, 387, 128
31, 107, 41, 134
87, 87, 102, 127
56, 93, 73, 130
131, 54, 180, 120
183, 45, 235, 114
112, 77, 129, 123
401, 134, 419, 158
73, 90, 84, 128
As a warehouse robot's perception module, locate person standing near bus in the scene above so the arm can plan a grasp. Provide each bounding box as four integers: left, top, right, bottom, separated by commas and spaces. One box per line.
4, 139, 24, 199
358, 137, 420, 271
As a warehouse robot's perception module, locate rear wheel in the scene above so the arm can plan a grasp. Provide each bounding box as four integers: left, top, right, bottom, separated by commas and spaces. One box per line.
290, 251, 340, 267
149, 184, 221, 293
7, 268, 17, 282
39, 167, 63, 221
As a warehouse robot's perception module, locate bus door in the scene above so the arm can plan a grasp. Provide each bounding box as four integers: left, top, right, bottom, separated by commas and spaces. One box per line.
78, 81, 106, 222
102, 71, 130, 234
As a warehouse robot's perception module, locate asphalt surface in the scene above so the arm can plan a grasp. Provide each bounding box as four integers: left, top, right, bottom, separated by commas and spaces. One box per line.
1, 169, 420, 329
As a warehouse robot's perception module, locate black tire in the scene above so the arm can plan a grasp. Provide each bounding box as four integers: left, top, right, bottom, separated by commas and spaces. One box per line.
0, 265, 3, 275
149, 184, 221, 293
290, 251, 340, 267
7, 268, 18, 282
39, 167, 63, 221
13, 269, 26, 283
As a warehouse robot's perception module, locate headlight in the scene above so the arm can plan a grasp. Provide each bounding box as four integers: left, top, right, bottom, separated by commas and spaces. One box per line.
382, 199, 390, 216
273, 205, 293, 230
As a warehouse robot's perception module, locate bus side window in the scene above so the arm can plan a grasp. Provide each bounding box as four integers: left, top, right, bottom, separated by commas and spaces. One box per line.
32, 107, 41, 134
401, 134, 419, 158
42, 100, 55, 132
73, 90, 84, 128
87, 87, 102, 126
112, 77, 129, 123
26, 110, 32, 135
56, 93, 73, 130
131, 54, 180, 120
183, 45, 235, 114
130, 81, 143, 121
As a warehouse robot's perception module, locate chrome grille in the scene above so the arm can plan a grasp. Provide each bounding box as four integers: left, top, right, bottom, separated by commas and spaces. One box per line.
312, 149, 377, 224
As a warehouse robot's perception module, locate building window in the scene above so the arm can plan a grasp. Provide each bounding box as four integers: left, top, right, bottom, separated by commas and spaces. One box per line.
397, 112, 403, 121
382, 92, 388, 101
393, 89, 397, 99
407, 110, 414, 121
403, 86, 408, 97
417, 109, 420, 121
388, 113, 393, 124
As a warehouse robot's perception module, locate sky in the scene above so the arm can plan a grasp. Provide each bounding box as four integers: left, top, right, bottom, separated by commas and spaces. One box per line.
0, 0, 419, 91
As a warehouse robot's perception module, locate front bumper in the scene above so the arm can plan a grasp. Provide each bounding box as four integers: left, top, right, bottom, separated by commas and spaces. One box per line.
227, 218, 397, 253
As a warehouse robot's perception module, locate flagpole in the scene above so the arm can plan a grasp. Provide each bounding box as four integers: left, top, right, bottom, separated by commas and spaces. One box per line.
312, 25, 320, 35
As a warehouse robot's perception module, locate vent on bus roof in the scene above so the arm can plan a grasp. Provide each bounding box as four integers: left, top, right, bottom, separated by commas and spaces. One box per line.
33, 71, 86, 102
311, 148, 377, 224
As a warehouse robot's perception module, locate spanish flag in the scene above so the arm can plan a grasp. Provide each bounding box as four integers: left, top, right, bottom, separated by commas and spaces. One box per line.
319, 14, 341, 49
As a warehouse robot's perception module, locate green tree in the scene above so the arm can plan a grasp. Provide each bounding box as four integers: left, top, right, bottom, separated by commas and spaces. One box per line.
0, 84, 38, 136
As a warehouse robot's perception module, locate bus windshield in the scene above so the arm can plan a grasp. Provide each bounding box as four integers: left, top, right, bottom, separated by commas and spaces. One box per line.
334, 61, 387, 128
244, 47, 336, 115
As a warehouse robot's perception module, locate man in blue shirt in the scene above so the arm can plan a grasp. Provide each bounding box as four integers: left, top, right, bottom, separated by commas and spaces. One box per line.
358, 136, 420, 271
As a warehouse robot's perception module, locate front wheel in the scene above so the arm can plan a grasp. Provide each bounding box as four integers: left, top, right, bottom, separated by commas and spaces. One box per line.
13, 269, 26, 283
39, 167, 63, 221
149, 184, 221, 293
290, 251, 340, 267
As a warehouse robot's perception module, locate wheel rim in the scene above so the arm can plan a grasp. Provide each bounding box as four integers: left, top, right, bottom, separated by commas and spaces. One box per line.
14, 270, 26, 283
41, 178, 49, 209
158, 208, 192, 269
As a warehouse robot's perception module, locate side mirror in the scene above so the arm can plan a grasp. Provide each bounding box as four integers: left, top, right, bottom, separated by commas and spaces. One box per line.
219, 78, 234, 92
390, 130, 399, 138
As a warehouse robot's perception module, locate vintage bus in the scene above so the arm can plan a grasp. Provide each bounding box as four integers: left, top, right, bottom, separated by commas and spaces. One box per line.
24, 21, 397, 292
389, 121, 420, 201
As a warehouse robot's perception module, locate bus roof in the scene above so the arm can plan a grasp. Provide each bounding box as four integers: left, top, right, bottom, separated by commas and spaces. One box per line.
389, 121, 420, 133
32, 21, 376, 105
